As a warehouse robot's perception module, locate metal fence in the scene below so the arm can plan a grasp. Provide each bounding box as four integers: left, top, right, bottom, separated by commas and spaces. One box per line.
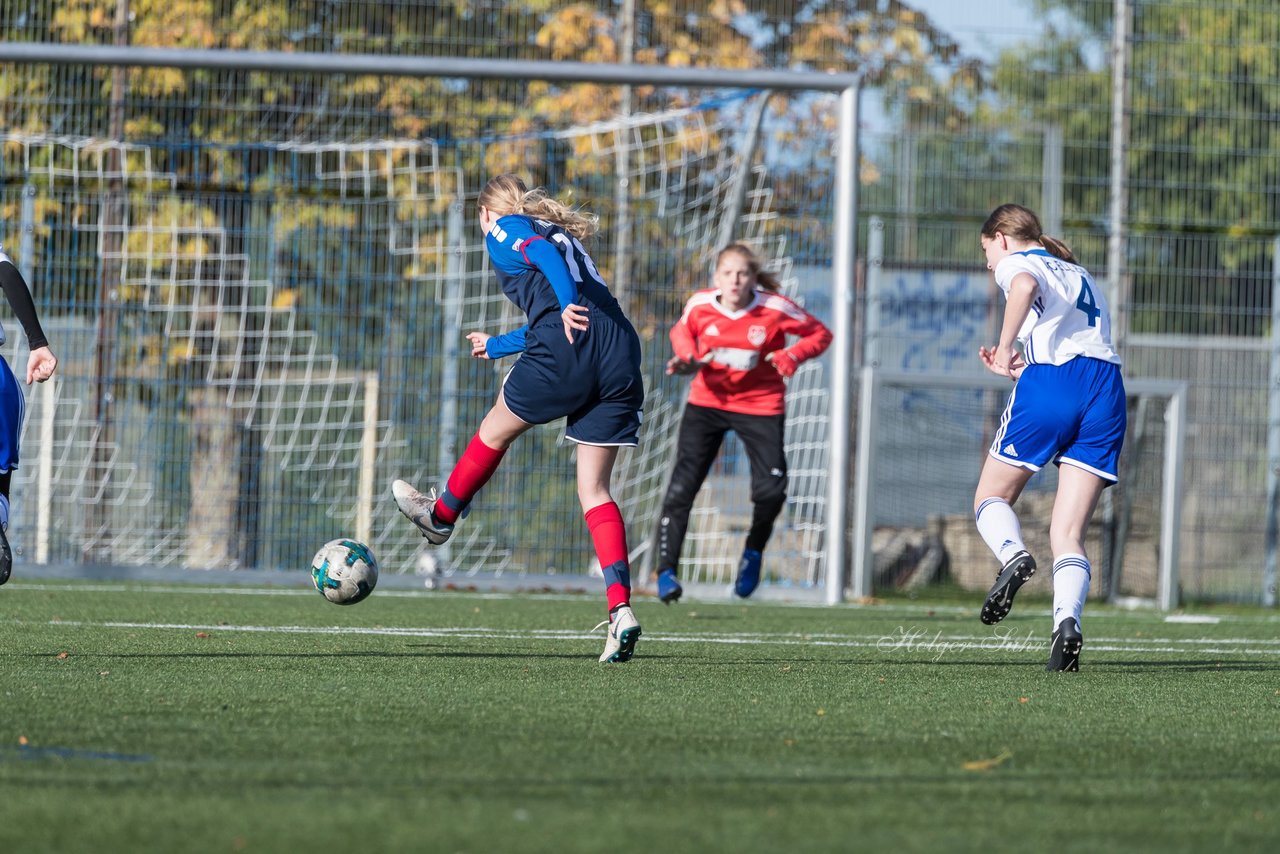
0, 0, 1276, 604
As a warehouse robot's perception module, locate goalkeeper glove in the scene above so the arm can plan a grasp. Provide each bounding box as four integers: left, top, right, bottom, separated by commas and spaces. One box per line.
765, 349, 800, 378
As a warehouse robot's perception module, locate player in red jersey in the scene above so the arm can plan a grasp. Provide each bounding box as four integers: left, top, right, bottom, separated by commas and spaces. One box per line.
654, 242, 832, 602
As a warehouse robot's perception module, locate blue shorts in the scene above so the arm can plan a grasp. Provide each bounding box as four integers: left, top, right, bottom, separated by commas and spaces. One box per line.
989, 357, 1126, 483
501, 318, 644, 446
0, 358, 25, 472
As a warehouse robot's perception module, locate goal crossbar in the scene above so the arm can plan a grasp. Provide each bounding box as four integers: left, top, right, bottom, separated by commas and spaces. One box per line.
0, 43, 861, 92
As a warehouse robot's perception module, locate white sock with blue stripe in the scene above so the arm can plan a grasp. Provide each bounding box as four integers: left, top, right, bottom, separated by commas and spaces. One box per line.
1052, 554, 1090, 629
974, 497, 1026, 566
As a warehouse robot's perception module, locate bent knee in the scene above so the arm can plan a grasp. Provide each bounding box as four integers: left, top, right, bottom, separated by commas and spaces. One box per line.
752, 482, 787, 508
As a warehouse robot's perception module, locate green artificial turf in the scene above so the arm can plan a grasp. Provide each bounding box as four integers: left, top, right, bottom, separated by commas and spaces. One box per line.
2, 579, 1278, 853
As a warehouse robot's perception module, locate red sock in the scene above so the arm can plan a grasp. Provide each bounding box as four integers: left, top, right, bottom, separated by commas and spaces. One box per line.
434, 433, 506, 524
585, 501, 631, 612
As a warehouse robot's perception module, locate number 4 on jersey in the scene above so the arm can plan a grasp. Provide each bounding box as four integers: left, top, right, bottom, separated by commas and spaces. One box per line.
1075, 275, 1101, 327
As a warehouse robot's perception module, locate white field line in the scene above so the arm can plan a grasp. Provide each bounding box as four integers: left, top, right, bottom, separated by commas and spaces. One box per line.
21, 619, 1280, 657
10, 583, 593, 603
12, 584, 1280, 624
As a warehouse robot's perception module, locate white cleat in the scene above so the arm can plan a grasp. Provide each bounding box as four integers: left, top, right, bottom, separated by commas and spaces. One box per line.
596, 605, 642, 663
391, 479, 455, 545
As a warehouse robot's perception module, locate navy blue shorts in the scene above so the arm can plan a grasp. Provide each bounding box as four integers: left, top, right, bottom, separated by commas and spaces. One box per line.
0, 358, 25, 472
989, 357, 1126, 482
501, 318, 644, 446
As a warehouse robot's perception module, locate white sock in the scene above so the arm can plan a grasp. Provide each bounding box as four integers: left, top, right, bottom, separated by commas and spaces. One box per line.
974, 497, 1026, 565
1052, 554, 1091, 629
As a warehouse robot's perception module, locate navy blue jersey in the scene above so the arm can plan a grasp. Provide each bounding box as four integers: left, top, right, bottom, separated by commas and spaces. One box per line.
484, 215, 628, 335
482, 215, 644, 445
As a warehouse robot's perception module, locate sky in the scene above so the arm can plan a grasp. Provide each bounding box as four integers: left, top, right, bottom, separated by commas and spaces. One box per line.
911, 0, 1041, 60
854, 0, 1046, 134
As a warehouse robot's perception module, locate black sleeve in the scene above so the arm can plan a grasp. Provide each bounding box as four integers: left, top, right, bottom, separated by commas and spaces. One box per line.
0, 259, 49, 350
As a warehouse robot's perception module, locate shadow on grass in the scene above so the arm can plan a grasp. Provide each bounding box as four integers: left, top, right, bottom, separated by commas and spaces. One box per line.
410, 649, 593, 660
630, 655, 1036, 667
16, 650, 582, 661
861, 658, 1280, 672
1092, 660, 1280, 673
672, 614, 745, 621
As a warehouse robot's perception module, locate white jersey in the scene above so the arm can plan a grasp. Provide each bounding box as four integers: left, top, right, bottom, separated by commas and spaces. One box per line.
994, 248, 1120, 367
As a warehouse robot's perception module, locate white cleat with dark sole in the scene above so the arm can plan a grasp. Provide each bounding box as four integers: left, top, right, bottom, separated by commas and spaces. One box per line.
391, 479, 455, 545
596, 605, 642, 663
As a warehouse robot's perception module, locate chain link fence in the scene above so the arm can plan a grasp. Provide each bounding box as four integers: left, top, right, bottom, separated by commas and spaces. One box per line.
0, 0, 1275, 603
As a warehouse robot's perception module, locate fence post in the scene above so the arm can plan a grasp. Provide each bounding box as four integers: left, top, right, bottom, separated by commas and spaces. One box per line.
1159, 384, 1187, 611
1264, 236, 1280, 606
864, 216, 884, 369
850, 365, 878, 600
36, 378, 55, 564
435, 197, 466, 571
357, 372, 379, 545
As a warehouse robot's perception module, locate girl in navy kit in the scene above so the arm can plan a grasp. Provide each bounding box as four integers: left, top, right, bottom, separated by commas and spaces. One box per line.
974, 203, 1126, 672
393, 175, 645, 663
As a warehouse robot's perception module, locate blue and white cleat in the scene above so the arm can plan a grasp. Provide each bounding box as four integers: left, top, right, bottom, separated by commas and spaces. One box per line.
734, 548, 762, 598
597, 605, 641, 663
656, 568, 683, 604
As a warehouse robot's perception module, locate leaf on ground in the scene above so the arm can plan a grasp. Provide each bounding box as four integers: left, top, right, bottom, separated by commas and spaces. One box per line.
963, 750, 1013, 771
195, 632, 210, 639
56, 651, 69, 660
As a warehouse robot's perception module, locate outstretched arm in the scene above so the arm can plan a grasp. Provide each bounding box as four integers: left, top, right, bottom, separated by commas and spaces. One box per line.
668, 300, 701, 362
477, 325, 528, 360
0, 256, 57, 384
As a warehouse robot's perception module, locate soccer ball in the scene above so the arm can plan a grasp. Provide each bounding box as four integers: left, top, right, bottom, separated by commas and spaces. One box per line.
311, 538, 378, 605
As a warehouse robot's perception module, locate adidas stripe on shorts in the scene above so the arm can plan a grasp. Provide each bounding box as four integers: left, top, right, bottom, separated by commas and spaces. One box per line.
988, 356, 1126, 483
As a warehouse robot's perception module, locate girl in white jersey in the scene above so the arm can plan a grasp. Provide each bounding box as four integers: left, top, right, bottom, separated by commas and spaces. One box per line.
974, 204, 1126, 672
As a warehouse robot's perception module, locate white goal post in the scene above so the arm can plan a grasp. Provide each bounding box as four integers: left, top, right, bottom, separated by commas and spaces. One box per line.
852, 367, 1188, 610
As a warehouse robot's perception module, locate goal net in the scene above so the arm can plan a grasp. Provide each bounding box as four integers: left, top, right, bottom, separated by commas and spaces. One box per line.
4, 89, 839, 593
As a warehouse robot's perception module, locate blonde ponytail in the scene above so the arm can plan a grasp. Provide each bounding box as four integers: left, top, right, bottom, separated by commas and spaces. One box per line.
478, 174, 598, 241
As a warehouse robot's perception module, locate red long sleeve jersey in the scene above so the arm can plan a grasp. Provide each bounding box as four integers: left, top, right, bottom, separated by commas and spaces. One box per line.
670, 288, 833, 416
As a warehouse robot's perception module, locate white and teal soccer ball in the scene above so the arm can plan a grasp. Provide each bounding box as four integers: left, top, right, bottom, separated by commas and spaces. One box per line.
311, 538, 378, 605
